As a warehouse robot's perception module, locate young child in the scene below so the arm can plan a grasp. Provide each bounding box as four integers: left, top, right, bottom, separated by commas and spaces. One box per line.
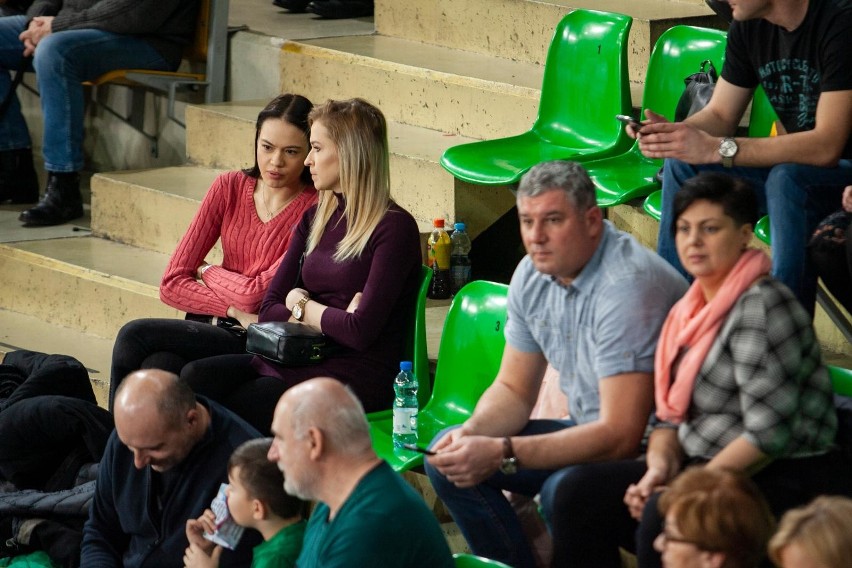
184, 438, 307, 568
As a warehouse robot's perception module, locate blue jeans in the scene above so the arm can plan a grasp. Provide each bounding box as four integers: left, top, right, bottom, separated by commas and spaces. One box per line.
423, 419, 575, 568
657, 158, 852, 313
0, 16, 170, 172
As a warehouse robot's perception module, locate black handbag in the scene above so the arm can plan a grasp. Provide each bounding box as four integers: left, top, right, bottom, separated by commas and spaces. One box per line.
245, 247, 338, 365
245, 321, 337, 365
674, 59, 718, 122
656, 59, 719, 182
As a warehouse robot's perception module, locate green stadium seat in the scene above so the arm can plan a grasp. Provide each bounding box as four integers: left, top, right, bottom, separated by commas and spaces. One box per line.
829, 366, 852, 397
453, 553, 514, 568
365, 265, 432, 424
440, 10, 633, 186
644, 189, 663, 221
368, 280, 509, 472
586, 25, 728, 207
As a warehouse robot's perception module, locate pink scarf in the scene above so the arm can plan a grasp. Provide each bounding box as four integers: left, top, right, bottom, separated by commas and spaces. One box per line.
654, 249, 771, 424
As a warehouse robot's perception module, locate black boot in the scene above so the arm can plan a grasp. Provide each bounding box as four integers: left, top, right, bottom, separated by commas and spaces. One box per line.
18, 172, 84, 227
307, 0, 373, 18
273, 0, 310, 12
0, 148, 39, 204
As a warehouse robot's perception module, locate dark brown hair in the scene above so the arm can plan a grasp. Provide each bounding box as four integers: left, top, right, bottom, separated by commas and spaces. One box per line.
671, 172, 759, 238
229, 438, 306, 520
243, 93, 313, 185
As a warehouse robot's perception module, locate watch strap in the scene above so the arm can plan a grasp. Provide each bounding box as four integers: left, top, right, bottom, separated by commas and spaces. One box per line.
503, 437, 516, 461
293, 295, 309, 321
720, 137, 737, 168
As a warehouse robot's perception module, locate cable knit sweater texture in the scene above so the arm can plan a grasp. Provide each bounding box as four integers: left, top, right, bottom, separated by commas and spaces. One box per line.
160, 170, 317, 317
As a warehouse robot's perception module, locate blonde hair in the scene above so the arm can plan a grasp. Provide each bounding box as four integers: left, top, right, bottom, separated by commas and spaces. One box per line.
658, 467, 775, 568
768, 495, 852, 567
306, 98, 391, 262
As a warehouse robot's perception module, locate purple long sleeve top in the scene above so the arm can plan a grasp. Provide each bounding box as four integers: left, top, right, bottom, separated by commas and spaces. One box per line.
253, 193, 422, 411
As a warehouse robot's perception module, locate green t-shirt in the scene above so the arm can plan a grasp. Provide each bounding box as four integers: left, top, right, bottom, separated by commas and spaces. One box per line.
296, 462, 453, 568
252, 520, 307, 568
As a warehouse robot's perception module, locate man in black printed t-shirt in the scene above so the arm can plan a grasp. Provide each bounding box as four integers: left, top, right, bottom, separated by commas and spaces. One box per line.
633, 0, 852, 316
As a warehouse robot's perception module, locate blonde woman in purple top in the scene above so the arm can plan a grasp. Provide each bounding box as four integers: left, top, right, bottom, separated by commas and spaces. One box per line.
181, 99, 422, 433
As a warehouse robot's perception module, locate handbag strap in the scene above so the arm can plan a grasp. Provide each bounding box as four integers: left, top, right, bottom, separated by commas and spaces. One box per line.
294, 251, 306, 289
0, 56, 31, 119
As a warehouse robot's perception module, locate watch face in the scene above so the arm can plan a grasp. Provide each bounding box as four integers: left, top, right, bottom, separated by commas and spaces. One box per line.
500, 457, 518, 475
720, 138, 737, 157
293, 304, 303, 320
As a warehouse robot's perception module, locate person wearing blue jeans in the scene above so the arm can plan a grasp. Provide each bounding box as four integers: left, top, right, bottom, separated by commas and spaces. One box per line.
423, 161, 687, 568
0, 0, 199, 225
659, 159, 851, 313
633, 0, 852, 315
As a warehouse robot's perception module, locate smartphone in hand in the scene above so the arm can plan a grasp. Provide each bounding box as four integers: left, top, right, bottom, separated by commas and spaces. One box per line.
615, 114, 642, 131
402, 443, 437, 456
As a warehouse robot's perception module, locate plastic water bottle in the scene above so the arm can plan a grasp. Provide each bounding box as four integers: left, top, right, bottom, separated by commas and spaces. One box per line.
427, 218, 451, 299
392, 361, 418, 448
450, 222, 472, 295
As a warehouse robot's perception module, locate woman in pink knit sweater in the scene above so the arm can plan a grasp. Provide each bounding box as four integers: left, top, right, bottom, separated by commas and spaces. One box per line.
108, 94, 318, 410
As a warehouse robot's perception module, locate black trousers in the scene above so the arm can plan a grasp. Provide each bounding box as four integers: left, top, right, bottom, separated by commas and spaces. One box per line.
109, 318, 246, 411
549, 450, 852, 568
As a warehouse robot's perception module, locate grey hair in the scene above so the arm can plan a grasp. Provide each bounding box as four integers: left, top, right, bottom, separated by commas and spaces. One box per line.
517, 160, 597, 210
290, 384, 371, 456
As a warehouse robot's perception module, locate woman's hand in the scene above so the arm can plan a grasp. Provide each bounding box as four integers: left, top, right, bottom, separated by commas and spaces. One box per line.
285, 288, 310, 311
842, 186, 852, 213
226, 306, 257, 328
624, 466, 669, 520
346, 292, 363, 313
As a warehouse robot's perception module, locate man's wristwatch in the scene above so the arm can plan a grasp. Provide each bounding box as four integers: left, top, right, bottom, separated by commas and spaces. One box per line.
499, 437, 518, 475
719, 137, 738, 168
292, 295, 310, 322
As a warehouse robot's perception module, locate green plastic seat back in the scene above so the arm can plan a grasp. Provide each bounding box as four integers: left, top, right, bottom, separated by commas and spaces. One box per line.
423, 281, 509, 431
403, 265, 432, 408
583, 27, 725, 209
754, 215, 771, 245
829, 365, 852, 397
454, 553, 514, 568
644, 189, 663, 221
640, 26, 727, 123
365, 280, 508, 471
534, 9, 633, 148
748, 86, 780, 137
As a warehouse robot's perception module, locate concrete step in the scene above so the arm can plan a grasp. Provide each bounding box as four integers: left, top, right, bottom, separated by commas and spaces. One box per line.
279, 35, 543, 140
0, 309, 113, 407
375, 0, 722, 83
186, 101, 516, 239
91, 166, 225, 259
0, 236, 176, 339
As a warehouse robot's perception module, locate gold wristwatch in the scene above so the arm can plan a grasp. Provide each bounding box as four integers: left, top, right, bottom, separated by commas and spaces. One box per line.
292, 295, 310, 322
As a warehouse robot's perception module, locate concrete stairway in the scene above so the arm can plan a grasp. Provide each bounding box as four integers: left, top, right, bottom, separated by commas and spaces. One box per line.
2, 0, 848, 408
